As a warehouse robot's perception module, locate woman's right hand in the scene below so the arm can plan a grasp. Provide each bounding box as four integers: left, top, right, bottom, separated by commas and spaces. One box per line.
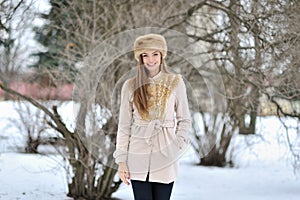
117, 162, 131, 185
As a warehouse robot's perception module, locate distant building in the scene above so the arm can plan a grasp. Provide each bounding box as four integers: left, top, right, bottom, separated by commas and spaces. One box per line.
0, 72, 74, 101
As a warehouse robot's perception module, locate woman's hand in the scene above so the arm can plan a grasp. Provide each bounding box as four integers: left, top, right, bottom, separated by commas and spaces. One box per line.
117, 162, 131, 185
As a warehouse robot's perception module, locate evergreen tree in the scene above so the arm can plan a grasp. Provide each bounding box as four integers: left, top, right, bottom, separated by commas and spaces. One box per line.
32, 0, 77, 82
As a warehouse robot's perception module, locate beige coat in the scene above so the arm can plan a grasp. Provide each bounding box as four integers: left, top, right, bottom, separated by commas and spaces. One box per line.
113, 72, 191, 184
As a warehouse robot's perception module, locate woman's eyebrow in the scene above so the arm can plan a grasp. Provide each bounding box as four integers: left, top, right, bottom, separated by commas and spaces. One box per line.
142, 51, 158, 55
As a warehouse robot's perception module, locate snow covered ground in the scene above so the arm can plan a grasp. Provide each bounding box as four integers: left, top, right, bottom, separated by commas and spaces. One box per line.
0, 101, 299, 200
0, 151, 299, 200
113, 154, 300, 200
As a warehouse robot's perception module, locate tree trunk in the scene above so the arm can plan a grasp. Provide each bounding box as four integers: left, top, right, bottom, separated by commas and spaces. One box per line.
200, 145, 226, 167
239, 105, 258, 135
25, 138, 39, 153
200, 123, 235, 167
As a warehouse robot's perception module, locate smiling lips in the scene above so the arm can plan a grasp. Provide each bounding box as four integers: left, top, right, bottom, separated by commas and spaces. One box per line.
146, 63, 157, 67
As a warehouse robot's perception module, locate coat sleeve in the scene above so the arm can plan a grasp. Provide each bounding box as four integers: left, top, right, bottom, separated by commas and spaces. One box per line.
174, 75, 191, 150
113, 80, 133, 164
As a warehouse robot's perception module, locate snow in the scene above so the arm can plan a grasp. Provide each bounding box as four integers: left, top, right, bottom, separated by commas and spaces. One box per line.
0, 101, 300, 200
112, 149, 300, 200
0, 153, 69, 200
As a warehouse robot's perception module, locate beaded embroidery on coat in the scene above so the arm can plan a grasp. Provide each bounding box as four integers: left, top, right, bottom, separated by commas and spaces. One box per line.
140, 72, 180, 121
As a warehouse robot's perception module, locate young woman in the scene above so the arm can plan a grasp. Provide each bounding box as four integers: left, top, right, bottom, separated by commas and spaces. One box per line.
113, 33, 191, 200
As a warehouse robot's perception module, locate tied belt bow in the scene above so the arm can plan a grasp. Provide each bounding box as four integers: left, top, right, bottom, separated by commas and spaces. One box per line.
133, 119, 175, 157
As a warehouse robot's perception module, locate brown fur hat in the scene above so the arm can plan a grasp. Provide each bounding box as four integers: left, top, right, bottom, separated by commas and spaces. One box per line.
134, 34, 167, 61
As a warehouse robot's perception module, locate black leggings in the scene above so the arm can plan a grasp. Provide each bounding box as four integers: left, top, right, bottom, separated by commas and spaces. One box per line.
131, 174, 174, 200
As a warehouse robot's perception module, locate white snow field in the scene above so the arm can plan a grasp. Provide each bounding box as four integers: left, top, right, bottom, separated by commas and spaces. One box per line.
0, 101, 299, 200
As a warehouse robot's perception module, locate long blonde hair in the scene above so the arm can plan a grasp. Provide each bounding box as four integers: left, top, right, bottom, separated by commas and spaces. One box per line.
133, 53, 170, 116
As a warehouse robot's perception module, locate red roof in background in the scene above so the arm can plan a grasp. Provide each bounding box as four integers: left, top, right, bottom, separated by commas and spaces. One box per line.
0, 81, 74, 100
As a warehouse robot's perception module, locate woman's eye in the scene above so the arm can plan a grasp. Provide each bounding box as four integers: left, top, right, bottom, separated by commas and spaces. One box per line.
142, 54, 148, 57
153, 53, 159, 56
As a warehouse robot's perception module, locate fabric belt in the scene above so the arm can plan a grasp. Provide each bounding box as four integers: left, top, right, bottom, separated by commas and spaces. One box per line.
132, 119, 175, 157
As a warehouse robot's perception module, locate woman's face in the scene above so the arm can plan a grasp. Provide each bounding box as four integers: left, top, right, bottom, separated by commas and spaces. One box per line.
141, 49, 162, 77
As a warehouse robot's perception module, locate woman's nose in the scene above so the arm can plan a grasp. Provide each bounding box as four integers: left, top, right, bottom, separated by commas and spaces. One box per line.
148, 55, 154, 63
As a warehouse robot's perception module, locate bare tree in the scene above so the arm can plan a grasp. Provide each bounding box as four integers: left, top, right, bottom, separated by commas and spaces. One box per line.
185, 0, 297, 166
13, 101, 48, 153
9, 100, 66, 154
262, 0, 300, 171
0, 0, 37, 100
6, 0, 298, 198
1, 0, 203, 199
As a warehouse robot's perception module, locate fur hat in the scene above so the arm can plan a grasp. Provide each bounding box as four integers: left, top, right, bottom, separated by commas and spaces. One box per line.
134, 34, 167, 61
